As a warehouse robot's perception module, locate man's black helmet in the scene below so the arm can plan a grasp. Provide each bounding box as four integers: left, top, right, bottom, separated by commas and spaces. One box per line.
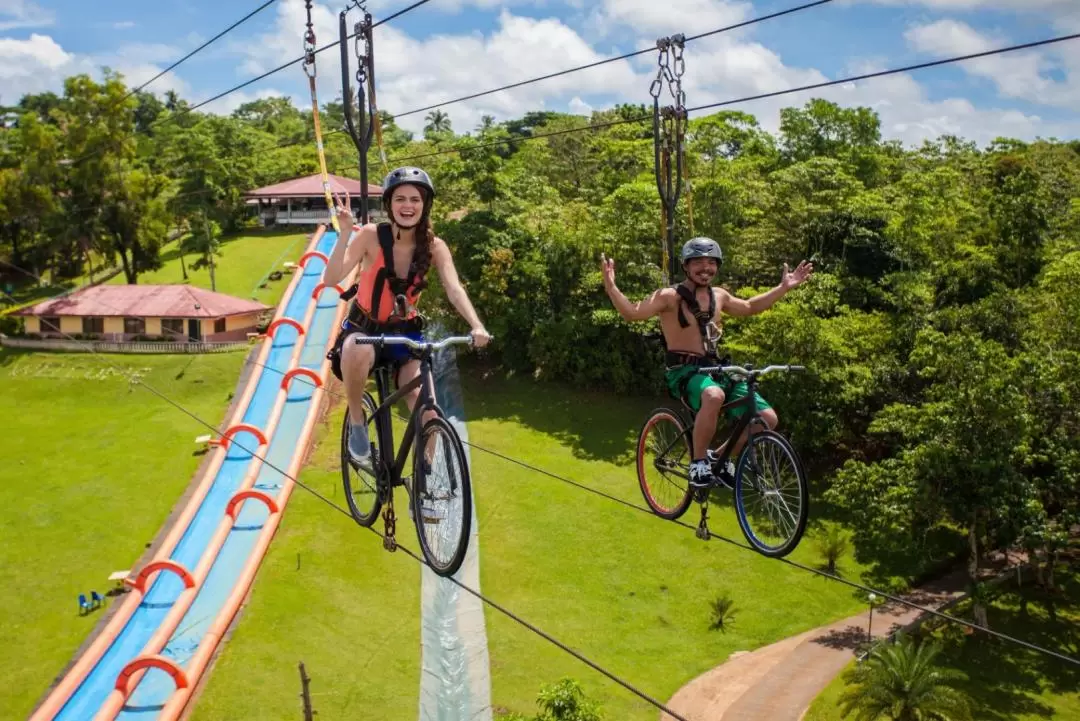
680, 237, 723, 266
382, 166, 435, 203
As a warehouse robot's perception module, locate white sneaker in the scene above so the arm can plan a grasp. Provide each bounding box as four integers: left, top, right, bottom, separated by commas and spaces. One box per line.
348, 425, 373, 473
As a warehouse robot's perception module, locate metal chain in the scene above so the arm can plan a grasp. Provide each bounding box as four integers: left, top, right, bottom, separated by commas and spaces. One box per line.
302, 0, 316, 78
354, 22, 367, 88
671, 34, 686, 110
382, 498, 397, 551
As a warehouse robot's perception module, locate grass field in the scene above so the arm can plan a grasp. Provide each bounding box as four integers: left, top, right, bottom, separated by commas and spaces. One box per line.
191, 369, 877, 721
105, 229, 308, 308
0, 348, 248, 718
804, 569, 1080, 721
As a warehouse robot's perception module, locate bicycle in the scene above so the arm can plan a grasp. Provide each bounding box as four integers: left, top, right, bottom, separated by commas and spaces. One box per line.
340, 334, 474, 577
635, 363, 809, 557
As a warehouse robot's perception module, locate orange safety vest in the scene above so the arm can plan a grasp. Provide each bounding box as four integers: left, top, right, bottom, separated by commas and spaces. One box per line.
353, 222, 423, 323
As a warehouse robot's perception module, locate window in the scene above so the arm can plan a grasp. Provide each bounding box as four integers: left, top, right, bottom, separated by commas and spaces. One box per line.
41, 316, 60, 333
161, 318, 184, 337
123, 317, 145, 335
82, 317, 104, 335
214, 317, 227, 334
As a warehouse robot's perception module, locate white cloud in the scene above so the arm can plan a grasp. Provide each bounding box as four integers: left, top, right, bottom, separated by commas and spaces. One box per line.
0, 33, 191, 105
0, 33, 73, 103
588, 0, 751, 37
568, 96, 593, 115
0, 0, 54, 31
112, 21, 136, 30
905, 19, 1080, 107
236, 2, 642, 133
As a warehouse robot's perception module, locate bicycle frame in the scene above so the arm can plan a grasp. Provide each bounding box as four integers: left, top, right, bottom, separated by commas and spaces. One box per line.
366, 348, 445, 491
658, 364, 799, 478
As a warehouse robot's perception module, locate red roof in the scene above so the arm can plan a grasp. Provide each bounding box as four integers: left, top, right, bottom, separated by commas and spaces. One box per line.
15, 285, 272, 319
244, 173, 383, 199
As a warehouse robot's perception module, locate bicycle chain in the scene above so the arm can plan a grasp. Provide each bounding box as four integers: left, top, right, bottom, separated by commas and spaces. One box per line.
382, 498, 397, 551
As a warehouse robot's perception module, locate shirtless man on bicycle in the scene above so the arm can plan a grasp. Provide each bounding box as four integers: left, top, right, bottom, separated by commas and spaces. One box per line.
601, 238, 813, 489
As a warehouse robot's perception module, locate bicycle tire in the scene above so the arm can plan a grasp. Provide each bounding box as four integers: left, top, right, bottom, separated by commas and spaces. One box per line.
734, 429, 809, 557
341, 392, 382, 527
636, 407, 694, 521
412, 414, 472, 577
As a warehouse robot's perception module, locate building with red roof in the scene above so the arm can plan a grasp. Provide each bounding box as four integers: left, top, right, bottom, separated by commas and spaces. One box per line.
244, 172, 385, 227
14, 285, 272, 342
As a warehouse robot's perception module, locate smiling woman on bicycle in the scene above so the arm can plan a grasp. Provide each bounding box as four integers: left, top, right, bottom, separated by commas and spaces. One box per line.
601, 238, 812, 489
323, 166, 492, 467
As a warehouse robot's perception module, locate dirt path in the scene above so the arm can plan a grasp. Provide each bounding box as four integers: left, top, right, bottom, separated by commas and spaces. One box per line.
662, 568, 970, 721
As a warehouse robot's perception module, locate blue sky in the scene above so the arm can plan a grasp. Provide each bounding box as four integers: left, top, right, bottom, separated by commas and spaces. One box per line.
2, 0, 1078, 144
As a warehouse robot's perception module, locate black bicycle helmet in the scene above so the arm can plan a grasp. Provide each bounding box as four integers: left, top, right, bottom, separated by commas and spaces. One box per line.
680, 237, 723, 266
382, 166, 435, 203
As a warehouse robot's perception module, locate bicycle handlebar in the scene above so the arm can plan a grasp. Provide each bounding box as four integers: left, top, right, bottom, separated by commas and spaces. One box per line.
352, 335, 480, 351
698, 364, 806, 379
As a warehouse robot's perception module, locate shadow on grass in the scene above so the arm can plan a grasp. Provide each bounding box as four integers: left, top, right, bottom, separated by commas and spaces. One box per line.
929, 571, 1080, 721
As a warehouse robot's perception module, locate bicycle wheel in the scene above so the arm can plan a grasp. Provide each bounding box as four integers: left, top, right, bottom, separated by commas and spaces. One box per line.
411, 414, 472, 576
636, 408, 693, 520
733, 429, 808, 557
341, 392, 381, 527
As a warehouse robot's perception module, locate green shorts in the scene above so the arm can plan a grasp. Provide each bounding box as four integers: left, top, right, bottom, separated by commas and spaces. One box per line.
664, 365, 772, 420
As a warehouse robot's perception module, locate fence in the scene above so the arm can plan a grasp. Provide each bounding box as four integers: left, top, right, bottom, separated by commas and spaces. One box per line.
1, 337, 250, 354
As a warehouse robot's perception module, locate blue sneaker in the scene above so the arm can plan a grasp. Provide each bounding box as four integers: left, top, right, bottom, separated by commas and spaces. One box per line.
348, 423, 373, 472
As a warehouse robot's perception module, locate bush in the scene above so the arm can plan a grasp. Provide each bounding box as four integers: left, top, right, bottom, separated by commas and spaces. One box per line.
815, 525, 850, 575
0, 315, 25, 336
709, 592, 737, 631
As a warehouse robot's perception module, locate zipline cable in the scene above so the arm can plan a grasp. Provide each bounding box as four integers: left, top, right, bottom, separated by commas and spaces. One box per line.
67, 0, 436, 168
352, 31, 1080, 169
124, 0, 280, 101
390, 0, 838, 120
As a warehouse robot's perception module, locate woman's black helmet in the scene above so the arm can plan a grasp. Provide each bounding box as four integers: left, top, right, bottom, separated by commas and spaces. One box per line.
382, 166, 435, 203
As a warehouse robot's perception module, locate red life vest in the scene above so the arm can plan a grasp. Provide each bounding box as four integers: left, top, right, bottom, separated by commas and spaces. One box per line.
354, 222, 423, 323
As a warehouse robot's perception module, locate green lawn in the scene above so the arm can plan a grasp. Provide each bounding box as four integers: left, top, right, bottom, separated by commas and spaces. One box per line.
0, 348, 247, 718
193, 369, 876, 721
804, 569, 1080, 721
107, 229, 308, 308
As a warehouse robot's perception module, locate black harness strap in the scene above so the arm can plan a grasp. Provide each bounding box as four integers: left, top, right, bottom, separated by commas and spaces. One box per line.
675, 283, 715, 330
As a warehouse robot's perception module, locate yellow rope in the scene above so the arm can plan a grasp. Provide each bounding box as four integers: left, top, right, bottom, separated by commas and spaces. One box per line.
304, 56, 341, 234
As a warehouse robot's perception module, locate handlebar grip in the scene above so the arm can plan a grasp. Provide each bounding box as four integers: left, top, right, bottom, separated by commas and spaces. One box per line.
789, 365, 806, 372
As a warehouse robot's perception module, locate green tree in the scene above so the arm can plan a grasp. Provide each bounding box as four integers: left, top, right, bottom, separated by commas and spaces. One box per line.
839, 634, 972, 721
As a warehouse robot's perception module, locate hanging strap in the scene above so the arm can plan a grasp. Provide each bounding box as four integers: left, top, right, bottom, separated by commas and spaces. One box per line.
302, 0, 340, 237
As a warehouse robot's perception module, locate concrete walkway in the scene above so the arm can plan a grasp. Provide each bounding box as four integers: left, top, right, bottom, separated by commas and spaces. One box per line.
662, 569, 970, 721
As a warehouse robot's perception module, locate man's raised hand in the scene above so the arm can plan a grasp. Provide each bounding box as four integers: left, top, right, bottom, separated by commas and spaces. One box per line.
600, 253, 616, 290
781, 259, 814, 290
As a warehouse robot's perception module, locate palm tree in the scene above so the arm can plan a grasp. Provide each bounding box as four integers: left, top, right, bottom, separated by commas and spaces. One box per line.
839, 634, 972, 721
423, 109, 452, 138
